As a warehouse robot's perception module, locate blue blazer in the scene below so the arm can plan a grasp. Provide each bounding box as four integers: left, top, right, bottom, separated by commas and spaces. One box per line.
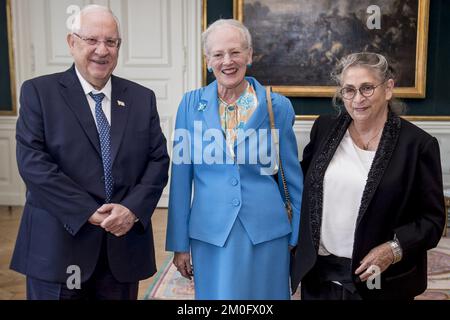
11, 65, 169, 283
166, 77, 303, 252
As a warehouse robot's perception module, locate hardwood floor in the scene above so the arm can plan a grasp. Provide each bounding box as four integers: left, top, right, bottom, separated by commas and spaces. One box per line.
0, 206, 25, 299
0, 206, 170, 300
4, 205, 447, 300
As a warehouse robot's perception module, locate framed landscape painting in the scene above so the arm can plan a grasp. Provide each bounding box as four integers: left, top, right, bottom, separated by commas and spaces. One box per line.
236, 0, 429, 97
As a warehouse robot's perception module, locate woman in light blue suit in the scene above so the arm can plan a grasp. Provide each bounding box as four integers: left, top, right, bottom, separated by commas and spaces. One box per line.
165, 19, 303, 300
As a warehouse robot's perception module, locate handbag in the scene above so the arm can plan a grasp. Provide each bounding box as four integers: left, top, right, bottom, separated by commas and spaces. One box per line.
266, 86, 293, 223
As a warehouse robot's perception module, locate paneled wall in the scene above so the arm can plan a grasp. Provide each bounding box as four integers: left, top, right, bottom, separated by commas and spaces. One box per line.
0, 118, 21, 204
1, 0, 202, 206
0, 0, 448, 207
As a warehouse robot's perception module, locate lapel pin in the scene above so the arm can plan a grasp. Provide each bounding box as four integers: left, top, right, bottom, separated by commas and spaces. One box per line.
197, 100, 207, 112
117, 100, 126, 107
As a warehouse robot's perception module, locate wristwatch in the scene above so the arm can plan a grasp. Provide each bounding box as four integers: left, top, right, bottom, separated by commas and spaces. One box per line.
388, 235, 403, 264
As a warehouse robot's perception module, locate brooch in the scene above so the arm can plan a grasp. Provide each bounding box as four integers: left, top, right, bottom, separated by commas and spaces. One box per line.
197, 100, 207, 112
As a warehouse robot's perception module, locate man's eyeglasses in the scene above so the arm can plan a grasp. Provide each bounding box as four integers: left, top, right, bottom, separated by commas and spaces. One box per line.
72, 33, 121, 48
340, 81, 386, 100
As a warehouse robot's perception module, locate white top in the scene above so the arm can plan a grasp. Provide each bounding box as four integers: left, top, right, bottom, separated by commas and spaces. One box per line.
318, 130, 376, 258
75, 67, 112, 127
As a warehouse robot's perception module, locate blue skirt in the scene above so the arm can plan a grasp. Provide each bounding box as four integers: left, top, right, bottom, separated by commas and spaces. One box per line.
191, 218, 290, 300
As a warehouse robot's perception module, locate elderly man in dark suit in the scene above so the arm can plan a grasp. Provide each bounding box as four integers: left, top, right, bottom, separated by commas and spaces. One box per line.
10, 5, 169, 300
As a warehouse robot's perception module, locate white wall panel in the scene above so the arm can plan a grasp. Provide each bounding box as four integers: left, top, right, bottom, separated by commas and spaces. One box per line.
0, 139, 11, 184
44, 0, 85, 65
0, 119, 23, 204
132, 79, 169, 100
121, 0, 169, 66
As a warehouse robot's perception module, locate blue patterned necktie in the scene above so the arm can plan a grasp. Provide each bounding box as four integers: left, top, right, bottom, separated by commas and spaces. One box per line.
89, 92, 114, 203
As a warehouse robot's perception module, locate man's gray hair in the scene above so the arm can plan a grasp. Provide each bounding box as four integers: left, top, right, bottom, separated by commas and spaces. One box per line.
202, 19, 252, 56
70, 5, 121, 38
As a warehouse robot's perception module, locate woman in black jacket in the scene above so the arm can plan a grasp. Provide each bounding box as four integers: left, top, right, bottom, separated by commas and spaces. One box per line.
291, 52, 445, 300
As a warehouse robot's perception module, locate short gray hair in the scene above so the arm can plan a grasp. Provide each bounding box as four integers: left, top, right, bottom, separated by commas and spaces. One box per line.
70, 5, 121, 38
202, 19, 252, 56
331, 52, 406, 115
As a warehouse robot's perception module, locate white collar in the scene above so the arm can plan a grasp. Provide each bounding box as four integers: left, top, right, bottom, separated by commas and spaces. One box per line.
75, 66, 112, 100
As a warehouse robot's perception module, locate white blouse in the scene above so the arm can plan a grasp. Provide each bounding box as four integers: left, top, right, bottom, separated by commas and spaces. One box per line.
318, 130, 376, 258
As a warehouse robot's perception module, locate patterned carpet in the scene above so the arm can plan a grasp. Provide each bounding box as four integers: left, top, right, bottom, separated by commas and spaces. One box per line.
143, 254, 195, 300
416, 237, 450, 300
144, 237, 450, 300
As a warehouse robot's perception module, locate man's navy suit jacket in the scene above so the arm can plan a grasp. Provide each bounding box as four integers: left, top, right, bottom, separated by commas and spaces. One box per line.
10, 65, 169, 283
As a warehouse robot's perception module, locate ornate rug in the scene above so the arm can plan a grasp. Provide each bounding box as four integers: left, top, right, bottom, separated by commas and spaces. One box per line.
143, 237, 450, 300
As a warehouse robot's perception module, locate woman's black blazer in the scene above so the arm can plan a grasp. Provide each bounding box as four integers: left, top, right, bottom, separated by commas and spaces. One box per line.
291, 111, 445, 299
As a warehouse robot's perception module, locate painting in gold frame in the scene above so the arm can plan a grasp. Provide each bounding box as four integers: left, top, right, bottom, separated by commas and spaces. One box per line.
0, 0, 16, 115
235, 0, 429, 98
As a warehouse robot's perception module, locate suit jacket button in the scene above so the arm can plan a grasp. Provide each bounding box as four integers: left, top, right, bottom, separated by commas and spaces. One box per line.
232, 199, 240, 206
231, 178, 238, 186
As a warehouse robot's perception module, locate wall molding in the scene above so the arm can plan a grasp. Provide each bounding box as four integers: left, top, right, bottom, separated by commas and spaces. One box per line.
183, 0, 202, 93
11, 0, 32, 107
0, 118, 25, 205
0, 118, 17, 129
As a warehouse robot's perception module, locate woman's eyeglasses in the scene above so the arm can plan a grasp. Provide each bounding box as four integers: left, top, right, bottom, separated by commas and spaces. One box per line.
340, 81, 386, 100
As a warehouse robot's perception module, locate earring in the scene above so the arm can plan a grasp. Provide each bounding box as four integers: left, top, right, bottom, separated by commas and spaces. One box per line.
207, 66, 213, 73
246, 63, 252, 68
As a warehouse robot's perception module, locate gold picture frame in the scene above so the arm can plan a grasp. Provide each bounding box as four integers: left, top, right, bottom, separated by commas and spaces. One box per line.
202, 0, 240, 86
0, 0, 17, 116
236, 0, 430, 99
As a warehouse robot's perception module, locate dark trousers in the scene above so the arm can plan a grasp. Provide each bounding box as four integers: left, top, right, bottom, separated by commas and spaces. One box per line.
26, 236, 138, 300
301, 280, 362, 300
301, 254, 362, 300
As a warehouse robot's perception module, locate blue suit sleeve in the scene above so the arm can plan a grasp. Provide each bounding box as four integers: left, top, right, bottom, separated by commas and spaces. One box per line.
166, 93, 195, 252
